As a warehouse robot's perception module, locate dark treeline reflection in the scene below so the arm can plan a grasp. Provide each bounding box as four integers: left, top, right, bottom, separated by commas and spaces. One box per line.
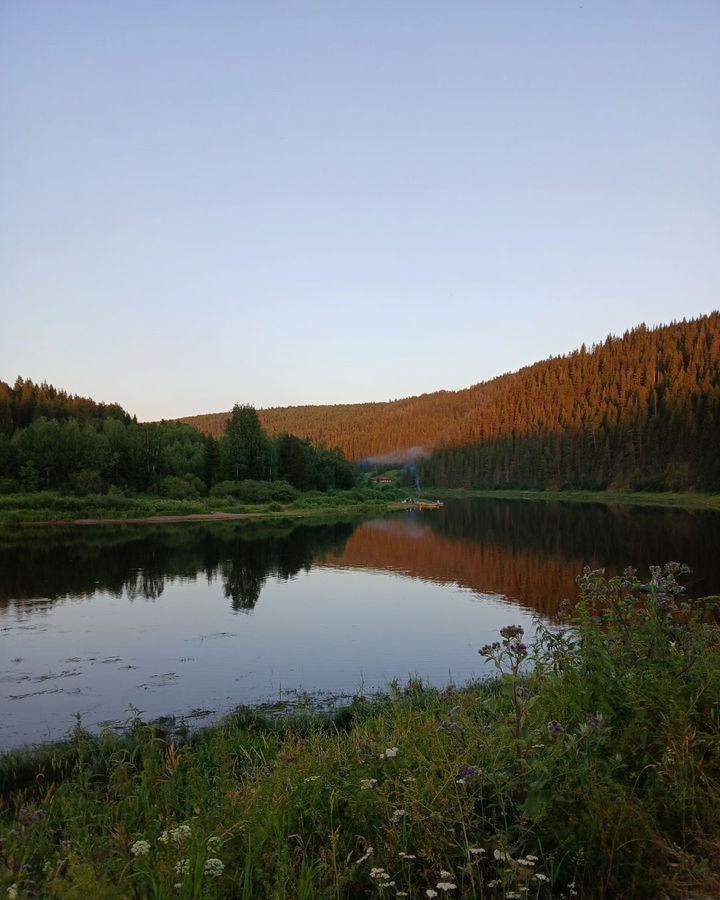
0, 520, 357, 613
430, 500, 720, 601
2, 501, 719, 621
319, 501, 720, 615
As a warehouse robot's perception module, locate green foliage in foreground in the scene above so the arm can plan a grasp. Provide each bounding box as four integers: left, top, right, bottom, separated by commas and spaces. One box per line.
2, 568, 720, 899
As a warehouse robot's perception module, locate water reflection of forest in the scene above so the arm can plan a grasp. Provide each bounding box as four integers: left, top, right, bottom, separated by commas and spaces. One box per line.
322, 501, 720, 615
0, 521, 357, 614
1, 500, 719, 619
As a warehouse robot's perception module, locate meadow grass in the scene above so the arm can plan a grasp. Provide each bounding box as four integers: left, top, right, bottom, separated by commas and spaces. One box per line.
1, 567, 719, 899
0, 487, 405, 525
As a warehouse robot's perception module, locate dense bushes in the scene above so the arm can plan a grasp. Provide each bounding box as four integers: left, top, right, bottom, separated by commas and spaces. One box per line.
210, 479, 297, 502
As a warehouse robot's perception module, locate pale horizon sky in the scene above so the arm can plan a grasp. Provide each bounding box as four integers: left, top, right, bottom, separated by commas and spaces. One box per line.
1, 1, 719, 421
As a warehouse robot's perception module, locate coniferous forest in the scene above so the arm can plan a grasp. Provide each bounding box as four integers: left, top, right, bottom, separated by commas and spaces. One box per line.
185, 313, 720, 492
2, 313, 719, 497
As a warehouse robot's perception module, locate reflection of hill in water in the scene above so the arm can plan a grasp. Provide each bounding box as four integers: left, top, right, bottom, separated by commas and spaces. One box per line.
320, 501, 720, 616
320, 518, 576, 616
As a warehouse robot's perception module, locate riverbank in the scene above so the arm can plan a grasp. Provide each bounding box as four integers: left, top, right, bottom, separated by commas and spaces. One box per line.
4, 486, 717, 527
2, 568, 718, 899
427, 487, 720, 511
0, 487, 406, 527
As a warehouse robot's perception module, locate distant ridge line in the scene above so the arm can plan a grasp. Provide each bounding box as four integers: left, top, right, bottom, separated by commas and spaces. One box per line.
180, 313, 720, 467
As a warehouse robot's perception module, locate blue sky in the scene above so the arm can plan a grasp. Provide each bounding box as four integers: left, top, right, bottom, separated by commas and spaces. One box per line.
1, 1, 718, 420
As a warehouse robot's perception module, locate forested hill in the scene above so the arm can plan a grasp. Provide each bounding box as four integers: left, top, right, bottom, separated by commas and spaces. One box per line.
0, 378, 130, 435
182, 313, 720, 491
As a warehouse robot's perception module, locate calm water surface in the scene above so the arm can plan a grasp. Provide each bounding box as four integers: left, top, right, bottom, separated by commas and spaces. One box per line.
2, 499, 719, 750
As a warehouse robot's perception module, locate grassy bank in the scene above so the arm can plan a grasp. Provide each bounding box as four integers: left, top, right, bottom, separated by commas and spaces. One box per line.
0, 487, 407, 526
426, 487, 720, 511
2, 567, 719, 899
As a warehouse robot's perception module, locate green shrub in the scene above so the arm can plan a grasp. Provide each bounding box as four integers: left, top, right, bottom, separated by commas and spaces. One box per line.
71, 469, 104, 496
162, 475, 206, 499
0, 477, 19, 494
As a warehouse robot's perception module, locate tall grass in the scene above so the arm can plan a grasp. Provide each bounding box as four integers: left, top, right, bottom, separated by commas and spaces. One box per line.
0, 486, 406, 524
1, 566, 719, 898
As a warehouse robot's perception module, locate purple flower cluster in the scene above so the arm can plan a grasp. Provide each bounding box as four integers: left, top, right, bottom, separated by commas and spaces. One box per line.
500, 625, 524, 640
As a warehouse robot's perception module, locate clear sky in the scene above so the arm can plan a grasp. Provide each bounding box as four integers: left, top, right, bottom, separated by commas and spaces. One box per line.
1, 1, 718, 421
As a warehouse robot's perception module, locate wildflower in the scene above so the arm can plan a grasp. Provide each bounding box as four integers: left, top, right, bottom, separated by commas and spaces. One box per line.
370, 867, 390, 880
303, 775, 320, 783
377, 883, 396, 890
456, 765, 480, 785
161, 824, 192, 844
360, 778, 378, 790
19, 807, 44, 827
439, 870, 452, 878
392, 809, 406, 820
7, 887, 18, 900
493, 849, 511, 861
533, 873, 549, 881
131, 840, 151, 857
436, 884, 457, 892
586, 713, 604, 729
355, 846, 373, 865
524, 854, 538, 861
479, 641, 501, 657
174, 859, 190, 877
500, 624, 524, 640
426, 892, 438, 898
204, 858, 224, 878
547, 720, 565, 738
398, 852, 416, 859
206, 836, 221, 850
380, 747, 399, 759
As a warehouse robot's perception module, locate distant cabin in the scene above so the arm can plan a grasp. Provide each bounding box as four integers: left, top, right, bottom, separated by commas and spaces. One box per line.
372, 477, 393, 484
